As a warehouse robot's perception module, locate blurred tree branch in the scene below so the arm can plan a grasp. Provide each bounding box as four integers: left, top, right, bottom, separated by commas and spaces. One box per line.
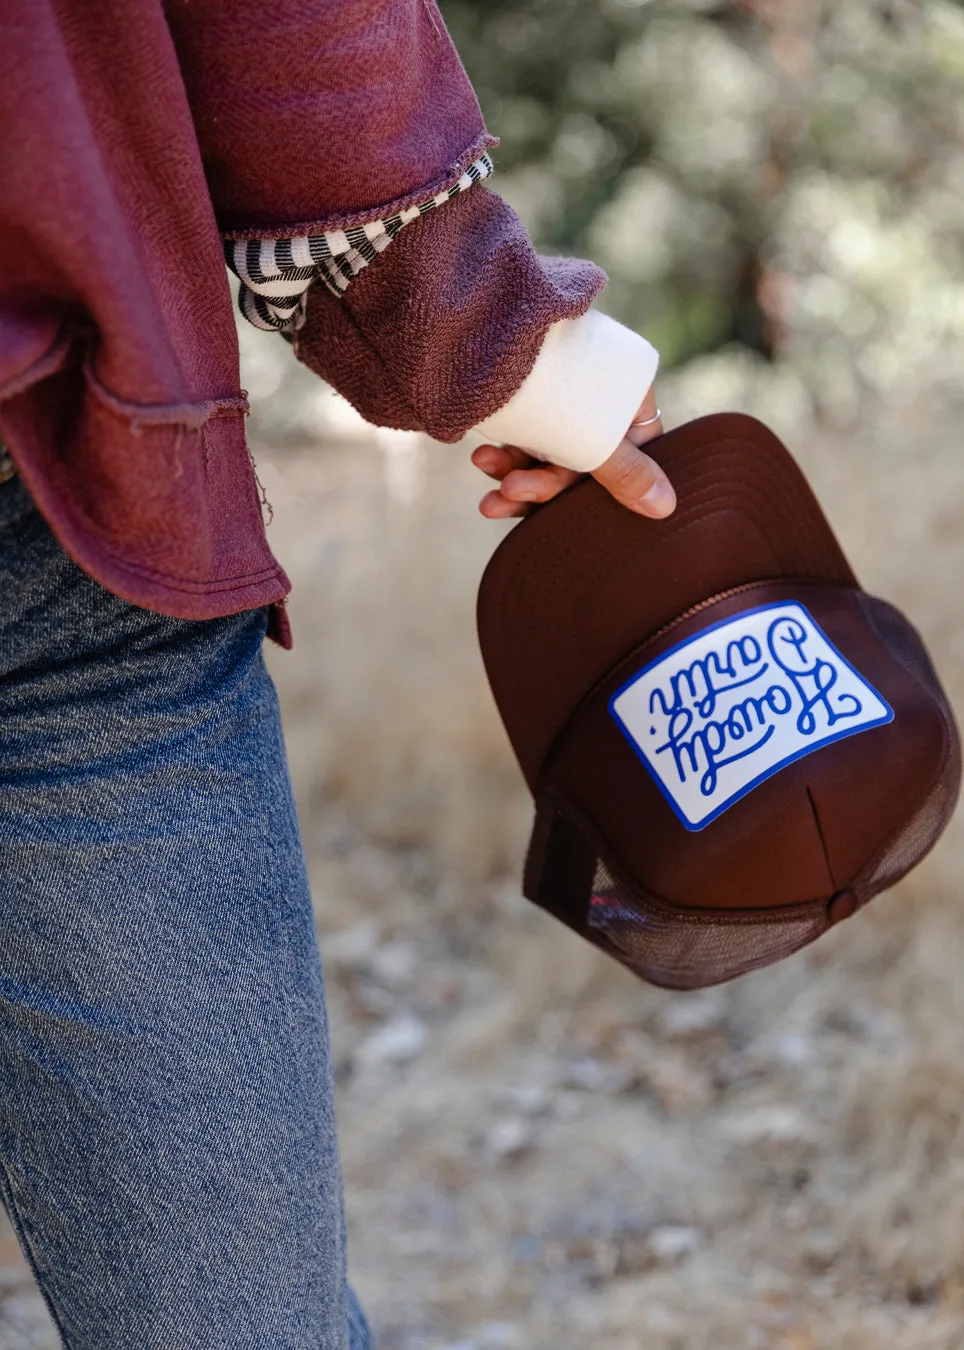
439, 0, 964, 398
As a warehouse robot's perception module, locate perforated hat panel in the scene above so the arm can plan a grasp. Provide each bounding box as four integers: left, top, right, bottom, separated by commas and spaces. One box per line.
586, 861, 829, 991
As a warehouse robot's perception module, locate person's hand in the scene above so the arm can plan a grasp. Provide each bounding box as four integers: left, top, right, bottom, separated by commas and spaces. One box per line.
471, 385, 675, 520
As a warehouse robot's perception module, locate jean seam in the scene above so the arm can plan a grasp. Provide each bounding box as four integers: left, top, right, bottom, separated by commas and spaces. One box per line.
0, 1158, 75, 1349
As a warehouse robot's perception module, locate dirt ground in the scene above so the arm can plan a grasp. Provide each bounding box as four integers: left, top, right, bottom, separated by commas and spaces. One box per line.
3, 366, 964, 1349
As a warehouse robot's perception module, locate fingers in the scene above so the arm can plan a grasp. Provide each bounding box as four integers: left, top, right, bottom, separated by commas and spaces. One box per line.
591, 382, 675, 518
625, 385, 663, 449
479, 489, 529, 519
472, 377, 675, 522
471, 443, 534, 482
592, 437, 676, 519
499, 463, 582, 504
473, 444, 582, 517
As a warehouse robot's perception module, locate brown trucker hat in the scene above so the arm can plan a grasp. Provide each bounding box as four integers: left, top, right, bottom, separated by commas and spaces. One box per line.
477, 413, 961, 990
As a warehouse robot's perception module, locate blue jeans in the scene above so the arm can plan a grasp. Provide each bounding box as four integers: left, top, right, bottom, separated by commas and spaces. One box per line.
0, 475, 371, 1349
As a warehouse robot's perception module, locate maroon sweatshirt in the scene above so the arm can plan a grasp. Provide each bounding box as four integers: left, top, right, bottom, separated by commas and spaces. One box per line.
0, 0, 603, 642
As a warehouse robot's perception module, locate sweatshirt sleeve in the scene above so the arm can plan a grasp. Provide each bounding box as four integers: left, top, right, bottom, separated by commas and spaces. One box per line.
162, 0, 496, 236
165, 0, 655, 462
289, 185, 608, 444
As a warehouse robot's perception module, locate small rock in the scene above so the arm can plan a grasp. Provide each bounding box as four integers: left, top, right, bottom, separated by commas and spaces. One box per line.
647, 1224, 702, 1265
323, 919, 381, 970
613, 1032, 713, 1110
828, 1001, 909, 1053
802, 1226, 840, 1273
414, 972, 462, 1011
351, 979, 396, 1018
747, 1031, 815, 1071
562, 1056, 633, 1095
723, 1104, 819, 1147
543, 1234, 618, 1281
502, 1082, 553, 1117
646, 1056, 714, 1112
354, 1014, 428, 1070
369, 941, 418, 990
486, 1116, 536, 1159
656, 991, 728, 1038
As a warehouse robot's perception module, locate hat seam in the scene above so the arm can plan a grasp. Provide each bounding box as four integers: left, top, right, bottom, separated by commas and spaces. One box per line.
493, 434, 848, 596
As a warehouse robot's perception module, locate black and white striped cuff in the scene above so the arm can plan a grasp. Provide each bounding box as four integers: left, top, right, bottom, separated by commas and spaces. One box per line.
225, 153, 494, 333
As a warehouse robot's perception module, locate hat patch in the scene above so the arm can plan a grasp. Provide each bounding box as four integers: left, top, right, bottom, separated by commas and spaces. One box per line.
609, 601, 893, 831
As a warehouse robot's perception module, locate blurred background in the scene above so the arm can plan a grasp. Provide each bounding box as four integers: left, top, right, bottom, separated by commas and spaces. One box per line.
4, 2, 964, 1347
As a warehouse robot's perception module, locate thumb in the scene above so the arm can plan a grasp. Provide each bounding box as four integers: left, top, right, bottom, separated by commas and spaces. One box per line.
592, 437, 677, 519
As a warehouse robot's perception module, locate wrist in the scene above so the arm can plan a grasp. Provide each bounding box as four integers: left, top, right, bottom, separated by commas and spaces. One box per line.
471, 308, 659, 474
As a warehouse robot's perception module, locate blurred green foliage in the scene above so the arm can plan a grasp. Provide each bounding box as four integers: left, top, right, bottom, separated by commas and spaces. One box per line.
439, 0, 964, 392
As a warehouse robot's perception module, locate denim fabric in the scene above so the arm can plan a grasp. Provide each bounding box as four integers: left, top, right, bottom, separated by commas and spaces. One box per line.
0, 475, 372, 1350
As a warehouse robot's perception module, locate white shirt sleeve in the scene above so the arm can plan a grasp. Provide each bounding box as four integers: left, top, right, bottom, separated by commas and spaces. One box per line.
471, 308, 659, 474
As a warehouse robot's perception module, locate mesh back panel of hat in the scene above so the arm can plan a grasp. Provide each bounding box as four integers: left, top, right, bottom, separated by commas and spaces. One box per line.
584, 861, 829, 990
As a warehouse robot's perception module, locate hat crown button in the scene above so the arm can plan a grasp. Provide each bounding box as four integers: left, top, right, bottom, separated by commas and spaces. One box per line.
827, 890, 858, 924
